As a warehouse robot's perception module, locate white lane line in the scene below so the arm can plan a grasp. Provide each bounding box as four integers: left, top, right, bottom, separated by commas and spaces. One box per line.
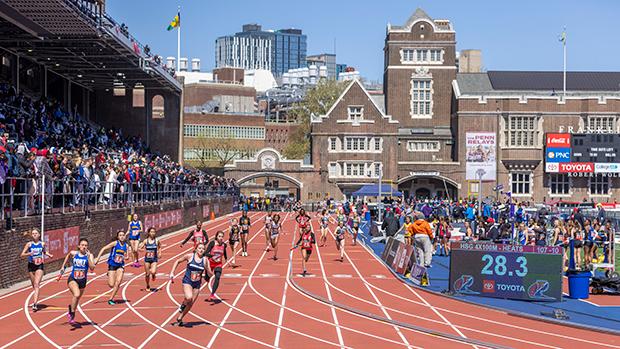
274, 219, 296, 348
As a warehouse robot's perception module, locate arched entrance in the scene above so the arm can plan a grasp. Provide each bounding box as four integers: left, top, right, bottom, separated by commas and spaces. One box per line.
398, 173, 459, 200
237, 172, 302, 200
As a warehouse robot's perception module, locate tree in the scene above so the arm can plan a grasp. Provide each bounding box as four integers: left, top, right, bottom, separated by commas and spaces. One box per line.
189, 129, 253, 168
282, 79, 345, 159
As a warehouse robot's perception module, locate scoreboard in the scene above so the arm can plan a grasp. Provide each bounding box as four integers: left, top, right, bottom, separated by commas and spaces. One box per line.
449, 242, 563, 301
545, 133, 620, 174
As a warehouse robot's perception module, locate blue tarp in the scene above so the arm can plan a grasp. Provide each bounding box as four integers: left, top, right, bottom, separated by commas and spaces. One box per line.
352, 184, 403, 197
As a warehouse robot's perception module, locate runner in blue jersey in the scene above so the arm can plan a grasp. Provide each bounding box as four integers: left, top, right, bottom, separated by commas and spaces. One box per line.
58, 238, 95, 325
96, 230, 131, 305
127, 213, 144, 267
139, 227, 161, 291
20, 228, 53, 311
169, 243, 208, 327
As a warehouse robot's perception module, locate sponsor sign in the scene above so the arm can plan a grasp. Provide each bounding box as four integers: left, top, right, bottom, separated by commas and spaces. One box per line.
571, 133, 620, 163
465, 132, 496, 181
546, 133, 571, 148
43, 226, 80, 262
545, 162, 559, 173
594, 163, 620, 173
392, 243, 415, 274
144, 209, 183, 230
449, 242, 562, 301
545, 148, 571, 163
559, 162, 594, 173
408, 264, 429, 286
202, 204, 211, 218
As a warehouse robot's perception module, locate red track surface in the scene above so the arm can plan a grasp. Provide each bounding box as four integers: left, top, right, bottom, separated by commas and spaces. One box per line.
1, 211, 619, 348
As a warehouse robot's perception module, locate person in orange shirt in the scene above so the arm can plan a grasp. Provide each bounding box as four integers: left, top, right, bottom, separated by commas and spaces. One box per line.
411, 212, 434, 268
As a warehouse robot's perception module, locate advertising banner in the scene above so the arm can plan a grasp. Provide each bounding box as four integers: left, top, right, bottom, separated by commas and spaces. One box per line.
144, 209, 183, 230
449, 242, 563, 301
546, 133, 571, 148
559, 162, 594, 173
545, 148, 571, 163
43, 226, 80, 262
392, 243, 415, 274
594, 163, 620, 173
202, 204, 211, 218
465, 133, 496, 181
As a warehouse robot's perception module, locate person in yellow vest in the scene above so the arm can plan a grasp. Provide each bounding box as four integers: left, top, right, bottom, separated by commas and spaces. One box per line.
265, 197, 271, 211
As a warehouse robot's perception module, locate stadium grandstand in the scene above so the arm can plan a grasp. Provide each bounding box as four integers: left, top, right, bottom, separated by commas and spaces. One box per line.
0, 0, 238, 225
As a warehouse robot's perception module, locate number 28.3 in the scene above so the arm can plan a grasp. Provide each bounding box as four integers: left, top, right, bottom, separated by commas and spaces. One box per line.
481, 254, 528, 277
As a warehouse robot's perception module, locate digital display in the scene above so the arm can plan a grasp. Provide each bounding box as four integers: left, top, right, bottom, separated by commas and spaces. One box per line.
449, 242, 563, 302
571, 134, 620, 163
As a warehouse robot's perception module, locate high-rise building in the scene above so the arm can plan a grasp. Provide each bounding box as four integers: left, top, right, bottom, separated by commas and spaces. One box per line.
306, 53, 337, 78
215, 24, 307, 77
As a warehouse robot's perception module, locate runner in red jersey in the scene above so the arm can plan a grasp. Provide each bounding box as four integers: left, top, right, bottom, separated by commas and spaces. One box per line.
293, 226, 315, 276
295, 208, 311, 231
205, 231, 227, 301
180, 220, 208, 249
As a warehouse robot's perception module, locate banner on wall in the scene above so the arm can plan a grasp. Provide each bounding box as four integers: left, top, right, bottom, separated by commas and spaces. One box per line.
203, 204, 211, 218
43, 226, 80, 262
465, 132, 497, 181
144, 209, 183, 230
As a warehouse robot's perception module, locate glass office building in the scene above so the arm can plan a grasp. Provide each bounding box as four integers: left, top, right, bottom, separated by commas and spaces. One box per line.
216, 24, 307, 77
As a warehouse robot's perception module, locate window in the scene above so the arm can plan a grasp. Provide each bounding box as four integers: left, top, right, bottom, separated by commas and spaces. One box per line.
152, 95, 165, 119
505, 115, 539, 147
402, 49, 415, 62
589, 174, 610, 195
401, 48, 443, 63
329, 137, 337, 151
347, 106, 363, 121
183, 125, 265, 140
586, 116, 616, 133
411, 79, 432, 117
374, 138, 381, 151
511, 172, 532, 196
374, 163, 381, 177
407, 141, 440, 152
549, 174, 570, 195
344, 137, 367, 151
328, 163, 337, 177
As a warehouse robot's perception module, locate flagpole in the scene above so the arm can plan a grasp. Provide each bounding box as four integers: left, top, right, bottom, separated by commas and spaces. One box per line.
177, 6, 180, 72
562, 27, 566, 98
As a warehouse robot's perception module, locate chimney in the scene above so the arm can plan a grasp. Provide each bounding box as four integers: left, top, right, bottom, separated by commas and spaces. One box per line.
166, 57, 176, 70
191, 58, 201, 72
179, 57, 188, 72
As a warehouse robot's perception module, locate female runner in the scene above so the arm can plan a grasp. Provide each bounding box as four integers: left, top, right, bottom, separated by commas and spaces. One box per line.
264, 211, 273, 251
293, 226, 316, 276
59, 238, 95, 325
269, 214, 282, 260
239, 211, 251, 256
334, 221, 347, 262
127, 213, 144, 267
180, 220, 208, 249
139, 227, 161, 291
169, 243, 208, 327
228, 218, 241, 267
295, 208, 311, 231
318, 209, 331, 247
350, 212, 361, 246
205, 231, 227, 301
96, 230, 131, 305
20, 228, 53, 311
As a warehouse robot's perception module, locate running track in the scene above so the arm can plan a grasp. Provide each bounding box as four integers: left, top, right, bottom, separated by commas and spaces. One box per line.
0, 211, 619, 348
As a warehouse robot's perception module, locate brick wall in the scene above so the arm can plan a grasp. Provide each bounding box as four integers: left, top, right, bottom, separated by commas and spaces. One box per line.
0, 196, 235, 288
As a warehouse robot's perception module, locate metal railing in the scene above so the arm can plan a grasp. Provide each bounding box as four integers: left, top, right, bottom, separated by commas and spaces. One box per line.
1, 176, 238, 223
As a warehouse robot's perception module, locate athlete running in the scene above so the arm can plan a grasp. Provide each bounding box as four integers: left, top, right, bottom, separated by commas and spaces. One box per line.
139, 227, 161, 291
350, 212, 361, 246
58, 238, 96, 325
205, 231, 227, 301
293, 226, 316, 276
318, 209, 331, 247
169, 243, 208, 327
269, 214, 282, 260
239, 211, 251, 256
228, 218, 241, 267
20, 228, 53, 311
96, 230, 131, 305
264, 211, 273, 251
334, 221, 347, 262
127, 213, 144, 267
180, 220, 208, 249
295, 208, 311, 231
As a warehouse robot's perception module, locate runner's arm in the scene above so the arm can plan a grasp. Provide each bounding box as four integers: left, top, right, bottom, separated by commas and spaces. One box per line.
157, 240, 162, 259
19, 242, 31, 258
43, 242, 53, 258
95, 241, 115, 264
180, 230, 193, 247
204, 240, 216, 258
87, 251, 96, 271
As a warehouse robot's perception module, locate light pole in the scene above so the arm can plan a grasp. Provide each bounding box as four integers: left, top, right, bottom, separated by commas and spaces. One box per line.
476, 168, 486, 218
367, 165, 383, 224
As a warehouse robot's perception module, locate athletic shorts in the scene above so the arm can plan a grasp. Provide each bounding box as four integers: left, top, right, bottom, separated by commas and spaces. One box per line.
573, 240, 584, 248
584, 240, 594, 248
182, 276, 201, 289
240, 230, 249, 235
302, 248, 313, 255
68, 276, 87, 289
28, 262, 44, 273
145, 257, 158, 264
108, 264, 124, 271
129, 234, 141, 241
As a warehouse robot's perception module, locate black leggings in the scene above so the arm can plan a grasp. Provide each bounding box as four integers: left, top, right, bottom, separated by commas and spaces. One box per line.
208, 267, 223, 294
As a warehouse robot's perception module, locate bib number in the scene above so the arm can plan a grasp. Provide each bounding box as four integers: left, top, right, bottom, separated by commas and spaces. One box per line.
242, 225, 249, 230
146, 251, 155, 259
195, 236, 204, 244
33, 257, 43, 265
114, 254, 124, 264
74, 270, 86, 279
190, 271, 202, 282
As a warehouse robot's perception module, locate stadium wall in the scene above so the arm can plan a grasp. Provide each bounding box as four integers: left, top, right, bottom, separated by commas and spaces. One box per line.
0, 196, 235, 288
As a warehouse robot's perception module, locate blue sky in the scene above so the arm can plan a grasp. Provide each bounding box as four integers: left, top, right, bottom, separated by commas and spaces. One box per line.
107, 0, 620, 81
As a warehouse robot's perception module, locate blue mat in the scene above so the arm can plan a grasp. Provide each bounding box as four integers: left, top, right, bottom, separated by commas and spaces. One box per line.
358, 221, 620, 333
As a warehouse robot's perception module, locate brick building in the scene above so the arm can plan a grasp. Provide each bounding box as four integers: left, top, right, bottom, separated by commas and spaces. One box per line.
228, 8, 620, 203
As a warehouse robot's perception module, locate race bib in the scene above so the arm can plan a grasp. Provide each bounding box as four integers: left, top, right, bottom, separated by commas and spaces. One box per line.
114, 254, 124, 264
33, 257, 43, 265
146, 251, 155, 259
73, 270, 86, 279
242, 225, 249, 230
190, 270, 201, 281
195, 236, 204, 244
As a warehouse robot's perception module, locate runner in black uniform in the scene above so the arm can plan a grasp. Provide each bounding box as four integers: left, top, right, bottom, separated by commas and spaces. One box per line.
169, 243, 208, 327
139, 227, 161, 291
229, 218, 241, 267
239, 211, 251, 257
20, 228, 53, 311
269, 214, 282, 260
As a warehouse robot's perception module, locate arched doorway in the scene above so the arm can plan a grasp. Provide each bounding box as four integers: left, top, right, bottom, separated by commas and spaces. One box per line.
398, 174, 459, 200
237, 172, 302, 201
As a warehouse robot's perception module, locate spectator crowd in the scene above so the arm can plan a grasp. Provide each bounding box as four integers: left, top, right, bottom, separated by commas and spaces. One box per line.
0, 81, 237, 216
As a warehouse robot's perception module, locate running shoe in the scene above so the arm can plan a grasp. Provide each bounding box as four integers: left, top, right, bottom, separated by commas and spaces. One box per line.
32, 303, 37, 312
69, 318, 77, 325
108, 300, 115, 306
207, 294, 217, 301
171, 320, 184, 327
